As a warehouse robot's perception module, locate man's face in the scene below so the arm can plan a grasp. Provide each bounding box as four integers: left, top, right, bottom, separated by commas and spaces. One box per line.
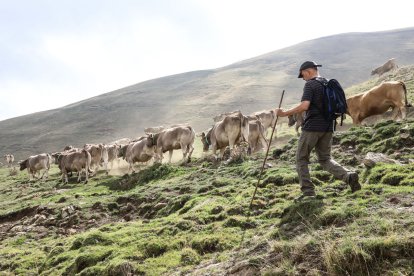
301, 68, 315, 81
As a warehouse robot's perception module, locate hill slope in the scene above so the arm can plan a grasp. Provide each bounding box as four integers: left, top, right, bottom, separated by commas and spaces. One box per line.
2, 27, 414, 159
1, 118, 414, 275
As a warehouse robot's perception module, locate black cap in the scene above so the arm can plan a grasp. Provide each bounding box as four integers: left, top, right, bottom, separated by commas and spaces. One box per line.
298, 61, 322, 78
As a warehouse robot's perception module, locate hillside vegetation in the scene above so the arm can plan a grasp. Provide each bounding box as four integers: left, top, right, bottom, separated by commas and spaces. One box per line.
1, 117, 414, 275
2, 27, 414, 159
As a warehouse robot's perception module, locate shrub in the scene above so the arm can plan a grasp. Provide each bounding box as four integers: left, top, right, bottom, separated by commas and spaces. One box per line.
381, 172, 406, 186
180, 248, 201, 265
191, 235, 232, 255
143, 240, 168, 258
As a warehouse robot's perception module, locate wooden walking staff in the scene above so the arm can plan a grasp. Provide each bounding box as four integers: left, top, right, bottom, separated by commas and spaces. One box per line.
238, 90, 285, 249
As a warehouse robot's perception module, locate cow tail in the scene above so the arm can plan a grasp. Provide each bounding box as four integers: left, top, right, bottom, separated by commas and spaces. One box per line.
401, 81, 412, 107
258, 121, 268, 145
83, 149, 92, 174
47, 153, 51, 170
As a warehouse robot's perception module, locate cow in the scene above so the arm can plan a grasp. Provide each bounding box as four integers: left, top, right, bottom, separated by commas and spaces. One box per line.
84, 144, 107, 175
347, 81, 411, 125
102, 144, 121, 172
57, 149, 92, 183
144, 126, 165, 134
288, 111, 305, 136
201, 111, 250, 159
254, 109, 289, 136
19, 153, 52, 181
248, 119, 268, 153
149, 126, 196, 163
4, 154, 14, 167
119, 136, 156, 173
371, 58, 398, 76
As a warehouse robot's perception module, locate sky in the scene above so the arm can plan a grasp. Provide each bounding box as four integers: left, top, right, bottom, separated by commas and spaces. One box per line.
1, 0, 413, 121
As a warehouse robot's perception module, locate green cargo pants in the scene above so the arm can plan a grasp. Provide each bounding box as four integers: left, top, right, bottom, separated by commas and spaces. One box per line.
296, 130, 350, 195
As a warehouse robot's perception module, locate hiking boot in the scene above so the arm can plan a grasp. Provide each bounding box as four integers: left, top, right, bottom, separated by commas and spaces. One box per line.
347, 172, 361, 193
294, 192, 316, 202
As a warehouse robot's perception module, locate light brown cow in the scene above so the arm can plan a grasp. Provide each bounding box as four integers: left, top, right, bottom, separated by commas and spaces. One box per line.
288, 111, 305, 136
248, 119, 268, 153
149, 126, 196, 163
119, 137, 156, 173
4, 154, 14, 167
57, 150, 92, 183
19, 153, 52, 181
201, 111, 250, 159
371, 58, 398, 76
347, 81, 411, 125
102, 144, 121, 172
254, 109, 289, 136
84, 144, 107, 175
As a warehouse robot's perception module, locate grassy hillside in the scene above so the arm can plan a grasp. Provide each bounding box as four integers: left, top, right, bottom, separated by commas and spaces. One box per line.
3, 27, 414, 160
1, 118, 414, 275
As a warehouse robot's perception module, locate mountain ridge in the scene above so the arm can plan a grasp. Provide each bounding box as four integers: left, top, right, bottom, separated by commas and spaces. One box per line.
2, 27, 414, 159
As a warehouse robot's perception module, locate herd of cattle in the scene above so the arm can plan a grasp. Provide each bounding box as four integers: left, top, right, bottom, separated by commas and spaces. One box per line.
2, 74, 411, 183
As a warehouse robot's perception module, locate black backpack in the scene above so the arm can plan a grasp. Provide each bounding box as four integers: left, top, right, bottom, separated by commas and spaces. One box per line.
315, 77, 347, 131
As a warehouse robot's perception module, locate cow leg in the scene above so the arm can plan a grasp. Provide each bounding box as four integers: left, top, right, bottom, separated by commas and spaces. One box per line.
258, 137, 267, 153
77, 171, 82, 183
27, 168, 32, 181
64, 171, 69, 184
168, 150, 173, 163
83, 168, 88, 184
40, 169, 47, 180
181, 143, 188, 161
219, 148, 226, 160
187, 145, 194, 162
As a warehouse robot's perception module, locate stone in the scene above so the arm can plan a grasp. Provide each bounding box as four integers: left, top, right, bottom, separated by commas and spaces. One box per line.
363, 152, 400, 168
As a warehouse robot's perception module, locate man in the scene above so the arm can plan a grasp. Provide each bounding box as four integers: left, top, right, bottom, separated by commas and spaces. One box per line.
276, 61, 361, 200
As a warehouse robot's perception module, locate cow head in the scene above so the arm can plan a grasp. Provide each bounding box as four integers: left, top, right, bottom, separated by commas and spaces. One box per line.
240, 115, 250, 143
51, 152, 62, 165
288, 114, 296, 127
118, 145, 128, 159
146, 133, 159, 148
19, 159, 28, 171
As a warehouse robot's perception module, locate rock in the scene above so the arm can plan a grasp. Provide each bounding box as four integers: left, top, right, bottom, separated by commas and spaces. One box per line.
61, 206, 76, 218
153, 203, 168, 210
67, 228, 77, 235
363, 152, 400, 168
389, 197, 401, 204
120, 203, 136, 214
264, 163, 273, 169
56, 197, 66, 203
91, 202, 104, 210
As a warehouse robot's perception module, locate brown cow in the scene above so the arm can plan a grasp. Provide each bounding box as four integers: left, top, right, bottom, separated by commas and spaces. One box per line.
253, 109, 289, 136
201, 111, 249, 159
57, 150, 92, 183
102, 144, 121, 172
149, 126, 195, 163
4, 154, 14, 167
371, 58, 398, 76
84, 144, 107, 175
19, 153, 52, 181
347, 81, 411, 125
248, 119, 268, 153
119, 136, 156, 173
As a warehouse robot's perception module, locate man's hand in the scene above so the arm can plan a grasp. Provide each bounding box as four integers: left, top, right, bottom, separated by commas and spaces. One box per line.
276, 108, 286, 117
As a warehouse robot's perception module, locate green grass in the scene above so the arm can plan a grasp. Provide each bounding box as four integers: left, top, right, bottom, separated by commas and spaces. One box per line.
1, 118, 414, 275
